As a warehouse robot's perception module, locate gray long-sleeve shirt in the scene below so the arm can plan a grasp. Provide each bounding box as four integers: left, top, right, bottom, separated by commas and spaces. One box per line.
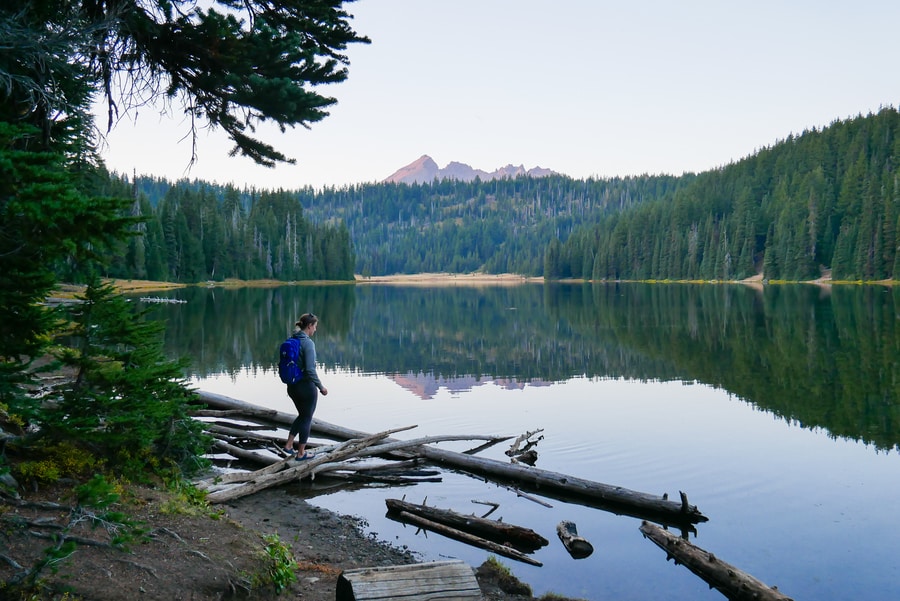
296, 331, 324, 391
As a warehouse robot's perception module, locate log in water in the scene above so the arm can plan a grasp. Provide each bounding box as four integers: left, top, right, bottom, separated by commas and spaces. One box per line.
195, 391, 708, 525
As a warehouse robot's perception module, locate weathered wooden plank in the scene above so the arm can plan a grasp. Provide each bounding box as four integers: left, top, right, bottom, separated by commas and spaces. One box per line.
639, 521, 794, 601
336, 560, 480, 601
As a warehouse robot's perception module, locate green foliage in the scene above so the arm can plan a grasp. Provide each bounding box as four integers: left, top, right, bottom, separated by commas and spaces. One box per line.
103, 181, 356, 282
2, 0, 369, 167
133, 174, 688, 279
0, 122, 136, 423
13, 460, 60, 485
300, 176, 688, 277
556, 108, 900, 282
13, 443, 99, 485
41, 278, 211, 478
74, 474, 147, 547
261, 533, 298, 593
125, 108, 900, 283
481, 556, 532, 596
160, 474, 221, 518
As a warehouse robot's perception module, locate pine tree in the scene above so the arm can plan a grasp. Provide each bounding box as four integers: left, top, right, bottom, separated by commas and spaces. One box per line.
544, 238, 562, 279
763, 223, 778, 280
44, 279, 210, 477
0, 124, 134, 418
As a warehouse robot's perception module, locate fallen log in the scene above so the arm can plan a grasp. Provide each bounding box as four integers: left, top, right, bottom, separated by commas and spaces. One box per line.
206, 423, 281, 443
198, 431, 490, 489
203, 427, 503, 500
359, 434, 511, 459
210, 439, 274, 465
205, 428, 407, 503
390, 510, 542, 567
196, 391, 707, 525
639, 521, 794, 601
385, 498, 549, 552
556, 520, 593, 559
320, 460, 442, 483
336, 560, 480, 601
190, 404, 278, 420
359, 459, 434, 475
328, 472, 442, 485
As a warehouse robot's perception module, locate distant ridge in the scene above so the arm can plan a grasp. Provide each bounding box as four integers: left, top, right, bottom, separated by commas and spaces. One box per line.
383, 154, 557, 184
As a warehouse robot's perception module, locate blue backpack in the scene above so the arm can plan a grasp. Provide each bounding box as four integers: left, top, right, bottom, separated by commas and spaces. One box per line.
278, 336, 303, 384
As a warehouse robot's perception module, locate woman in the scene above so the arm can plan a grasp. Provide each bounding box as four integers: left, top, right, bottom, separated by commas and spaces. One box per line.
282, 313, 328, 460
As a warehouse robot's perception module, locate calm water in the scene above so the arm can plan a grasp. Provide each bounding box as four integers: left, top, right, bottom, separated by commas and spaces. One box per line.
144, 282, 900, 601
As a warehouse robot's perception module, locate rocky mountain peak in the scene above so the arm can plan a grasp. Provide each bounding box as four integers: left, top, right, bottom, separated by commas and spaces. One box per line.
383, 155, 556, 185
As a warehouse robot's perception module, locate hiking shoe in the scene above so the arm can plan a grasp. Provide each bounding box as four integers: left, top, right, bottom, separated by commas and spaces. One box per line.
295, 451, 311, 461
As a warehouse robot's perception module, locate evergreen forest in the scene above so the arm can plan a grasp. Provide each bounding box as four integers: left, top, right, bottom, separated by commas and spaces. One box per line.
106, 179, 356, 283
131, 172, 689, 278
129, 107, 900, 283
551, 108, 900, 282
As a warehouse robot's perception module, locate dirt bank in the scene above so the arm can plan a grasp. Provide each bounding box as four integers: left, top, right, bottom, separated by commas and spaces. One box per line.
1, 481, 578, 600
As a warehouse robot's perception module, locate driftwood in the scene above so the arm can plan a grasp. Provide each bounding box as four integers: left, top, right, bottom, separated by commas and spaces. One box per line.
195, 391, 707, 524
390, 510, 542, 567
505, 428, 544, 456
190, 404, 278, 421
205, 420, 272, 431
204, 427, 410, 503
336, 560, 480, 601
358, 459, 435, 475
385, 498, 549, 552
639, 521, 794, 601
471, 499, 500, 518
199, 432, 493, 491
322, 461, 442, 484
206, 423, 281, 444
556, 520, 594, 559
203, 428, 509, 500
327, 472, 442, 485
209, 439, 276, 465
506, 428, 543, 465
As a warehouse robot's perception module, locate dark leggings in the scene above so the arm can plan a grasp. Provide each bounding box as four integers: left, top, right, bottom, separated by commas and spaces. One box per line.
287, 380, 318, 444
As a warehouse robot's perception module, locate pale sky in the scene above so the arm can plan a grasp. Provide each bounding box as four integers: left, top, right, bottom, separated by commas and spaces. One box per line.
96, 0, 900, 190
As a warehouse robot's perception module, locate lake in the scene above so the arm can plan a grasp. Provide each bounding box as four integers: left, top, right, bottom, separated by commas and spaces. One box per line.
142, 282, 900, 601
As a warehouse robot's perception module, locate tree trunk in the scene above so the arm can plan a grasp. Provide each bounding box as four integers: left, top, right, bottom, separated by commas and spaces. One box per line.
639, 521, 794, 601
385, 498, 548, 552
556, 520, 594, 559
389, 511, 543, 567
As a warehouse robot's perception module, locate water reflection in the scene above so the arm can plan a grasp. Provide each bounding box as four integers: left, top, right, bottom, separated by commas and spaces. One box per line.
144, 282, 900, 452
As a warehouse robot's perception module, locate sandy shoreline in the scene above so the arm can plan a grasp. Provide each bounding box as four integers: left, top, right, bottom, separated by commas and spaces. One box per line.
62, 272, 895, 297
354, 272, 544, 286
